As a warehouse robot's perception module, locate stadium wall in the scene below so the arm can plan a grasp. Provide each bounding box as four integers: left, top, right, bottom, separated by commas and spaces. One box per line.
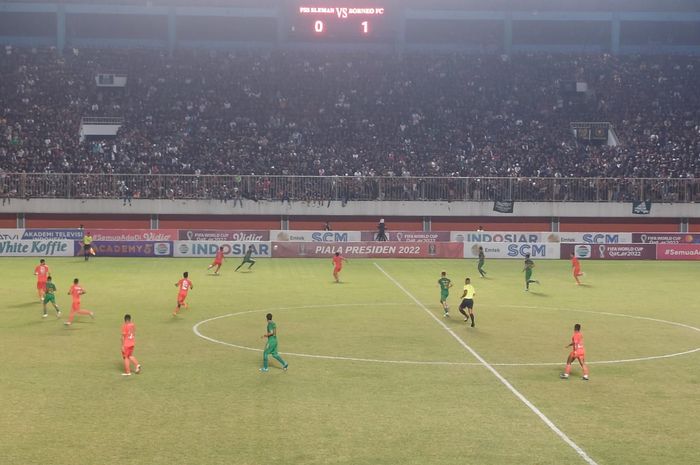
3, 200, 698, 232
3, 199, 699, 218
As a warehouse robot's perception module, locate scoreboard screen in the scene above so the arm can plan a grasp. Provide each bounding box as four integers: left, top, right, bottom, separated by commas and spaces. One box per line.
291, 3, 392, 41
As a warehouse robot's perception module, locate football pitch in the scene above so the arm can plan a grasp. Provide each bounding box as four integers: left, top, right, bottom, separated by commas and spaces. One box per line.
1, 257, 699, 465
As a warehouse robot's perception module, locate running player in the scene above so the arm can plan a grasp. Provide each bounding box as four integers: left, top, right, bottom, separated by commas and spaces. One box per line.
34, 258, 50, 301
438, 271, 452, 317
570, 253, 584, 285
173, 272, 193, 316
234, 247, 256, 271
121, 314, 141, 376
64, 278, 94, 325
42, 276, 61, 318
560, 323, 589, 381
523, 253, 539, 291
458, 278, 476, 327
477, 246, 487, 278
207, 246, 225, 275
260, 313, 288, 372
332, 251, 347, 283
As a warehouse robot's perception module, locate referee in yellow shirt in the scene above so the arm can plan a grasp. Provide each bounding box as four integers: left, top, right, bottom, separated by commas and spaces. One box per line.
458, 278, 476, 327
82, 232, 94, 261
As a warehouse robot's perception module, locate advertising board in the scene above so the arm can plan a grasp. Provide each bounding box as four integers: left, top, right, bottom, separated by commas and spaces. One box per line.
0, 229, 84, 240
74, 241, 173, 257
633, 233, 700, 244
174, 241, 272, 258
561, 243, 656, 260
90, 229, 178, 241
450, 231, 557, 243
0, 239, 73, 256
360, 231, 451, 242
557, 232, 633, 244
178, 230, 270, 241
270, 230, 362, 242
271, 241, 463, 258
655, 244, 700, 260
463, 242, 558, 259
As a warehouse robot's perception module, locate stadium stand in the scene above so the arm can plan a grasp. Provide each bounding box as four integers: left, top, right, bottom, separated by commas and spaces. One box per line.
0, 47, 698, 201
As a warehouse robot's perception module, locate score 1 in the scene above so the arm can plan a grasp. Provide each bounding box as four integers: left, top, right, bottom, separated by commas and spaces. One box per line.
311, 20, 370, 35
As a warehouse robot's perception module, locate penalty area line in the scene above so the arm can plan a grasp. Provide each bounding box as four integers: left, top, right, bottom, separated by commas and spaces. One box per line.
373, 263, 599, 465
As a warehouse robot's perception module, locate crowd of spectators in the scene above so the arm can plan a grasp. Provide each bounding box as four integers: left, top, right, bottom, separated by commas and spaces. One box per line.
0, 46, 698, 201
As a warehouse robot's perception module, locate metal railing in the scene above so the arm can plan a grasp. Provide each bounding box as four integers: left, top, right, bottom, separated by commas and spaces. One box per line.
80, 117, 125, 125
0, 174, 698, 203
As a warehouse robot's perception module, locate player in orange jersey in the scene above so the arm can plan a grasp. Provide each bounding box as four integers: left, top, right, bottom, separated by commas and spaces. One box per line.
560, 323, 589, 381
121, 314, 141, 376
332, 252, 347, 283
570, 253, 585, 285
64, 278, 94, 326
207, 246, 225, 275
34, 259, 50, 301
173, 271, 193, 316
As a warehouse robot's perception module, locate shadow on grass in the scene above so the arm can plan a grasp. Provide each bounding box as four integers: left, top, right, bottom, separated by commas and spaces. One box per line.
8, 301, 39, 308
527, 291, 548, 297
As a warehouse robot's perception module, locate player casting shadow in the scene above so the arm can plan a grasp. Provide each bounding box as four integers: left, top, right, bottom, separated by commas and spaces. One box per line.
8, 301, 38, 308
527, 291, 549, 297
577, 283, 593, 288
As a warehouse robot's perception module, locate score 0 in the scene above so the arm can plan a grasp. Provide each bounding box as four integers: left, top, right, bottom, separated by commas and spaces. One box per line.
312, 20, 370, 34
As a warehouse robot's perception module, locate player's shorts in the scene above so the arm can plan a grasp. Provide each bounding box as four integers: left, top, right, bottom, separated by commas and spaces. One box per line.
459, 298, 474, 310
177, 292, 188, 304
264, 339, 278, 355
212, 260, 223, 266
243, 258, 255, 263
525, 269, 533, 280
43, 294, 55, 304
334, 266, 342, 273
569, 351, 585, 360
122, 346, 134, 358
37, 281, 47, 291
71, 302, 81, 311
440, 291, 449, 302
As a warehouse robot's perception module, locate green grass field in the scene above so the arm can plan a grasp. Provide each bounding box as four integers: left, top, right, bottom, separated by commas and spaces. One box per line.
1, 257, 699, 465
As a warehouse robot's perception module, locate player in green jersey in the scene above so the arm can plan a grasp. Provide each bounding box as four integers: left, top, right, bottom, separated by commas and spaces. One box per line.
260, 313, 288, 372
437, 271, 452, 317
235, 247, 256, 271
523, 253, 540, 291
42, 276, 61, 318
477, 246, 487, 278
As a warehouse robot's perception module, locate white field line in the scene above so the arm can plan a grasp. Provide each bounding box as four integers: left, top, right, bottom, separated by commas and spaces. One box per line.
193, 304, 700, 367
373, 263, 600, 465
193, 303, 475, 366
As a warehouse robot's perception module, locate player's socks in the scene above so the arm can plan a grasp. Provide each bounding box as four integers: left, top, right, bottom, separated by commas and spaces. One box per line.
564, 364, 572, 376
470, 314, 475, 327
